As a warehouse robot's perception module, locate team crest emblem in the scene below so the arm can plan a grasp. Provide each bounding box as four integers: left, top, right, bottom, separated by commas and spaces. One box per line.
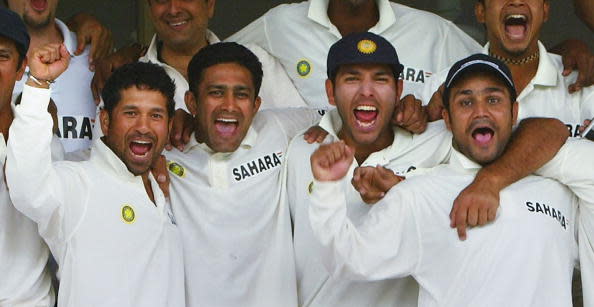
308, 181, 314, 194
167, 161, 186, 178
357, 39, 377, 54
296, 59, 312, 78
121, 205, 135, 224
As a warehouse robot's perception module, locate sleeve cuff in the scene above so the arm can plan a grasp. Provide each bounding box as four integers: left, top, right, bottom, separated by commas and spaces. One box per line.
18, 84, 52, 114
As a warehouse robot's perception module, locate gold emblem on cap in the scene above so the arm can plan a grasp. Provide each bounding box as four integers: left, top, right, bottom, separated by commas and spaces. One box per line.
357, 40, 377, 54
121, 205, 136, 224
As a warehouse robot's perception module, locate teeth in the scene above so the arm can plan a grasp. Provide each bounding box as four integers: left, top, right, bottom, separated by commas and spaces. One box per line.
217, 118, 238, 123
355, 105, 377, 111
169, 21, 187, 27
357, 120, 375, 127
132, 140, 151, 144
506, 14, 526, 21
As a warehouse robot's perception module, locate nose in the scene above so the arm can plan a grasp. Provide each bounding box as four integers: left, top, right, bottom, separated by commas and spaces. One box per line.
134, 114, 151, 135
220, 92, 240, 112
473, 100, 491, 118
358, 77, 375, 98
167, 0, 183, 14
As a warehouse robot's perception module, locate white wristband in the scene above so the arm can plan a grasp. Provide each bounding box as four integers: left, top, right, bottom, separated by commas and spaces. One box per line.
27, 71, 55, 87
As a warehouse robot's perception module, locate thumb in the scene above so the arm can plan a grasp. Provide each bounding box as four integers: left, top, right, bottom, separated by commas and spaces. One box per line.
562, 56, 575, 77
75, 34, 86, 55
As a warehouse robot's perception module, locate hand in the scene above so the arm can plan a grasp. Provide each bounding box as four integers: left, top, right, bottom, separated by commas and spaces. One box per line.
393, 94, 428, 134
310, 141, 354, 181
450, 177, 500, 241
151, 155, 170, 198
426, 84, 445, 121
68, 13, 113, 68
90, 44, 143, 103
303, 125, 329, 144
167, 109, 194, 151
578, 119, 592, 135
352, 166, 404, 204
28, 43, 70, 82
559, 39, 594, 93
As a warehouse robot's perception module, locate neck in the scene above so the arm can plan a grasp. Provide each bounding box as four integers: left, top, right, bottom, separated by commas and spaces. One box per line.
328, 0, 379, 36
27, 22, 64, 57
0, 103, 14, 139
160, 38, 208, 80
338, 127, 394, 165
489, 44, 540, 94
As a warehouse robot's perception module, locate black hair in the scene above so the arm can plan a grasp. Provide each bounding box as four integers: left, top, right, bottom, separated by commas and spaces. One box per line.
443, 68, 517, 110
0, 34, 26, 70
187, 42, 263, 97
101, 61, 176, 117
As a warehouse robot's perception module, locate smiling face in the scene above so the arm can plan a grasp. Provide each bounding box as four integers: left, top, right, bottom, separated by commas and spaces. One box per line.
327, 63, 401, 148
100, 86, 171, 176
186, 62, 261, 153
148, 0, 214, 51
7, 0, 58, 29
476, 0, 549, 57
443, 72, 518, 165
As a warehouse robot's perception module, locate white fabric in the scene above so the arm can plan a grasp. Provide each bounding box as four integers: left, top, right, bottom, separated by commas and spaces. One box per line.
228, 0, 481, 110
0, 134, 54, 307
165, 108, 320, 307
6, 85, 185, 307
286, 109, 452, 307
421, 41, 594, 136
13, 19, 96, 153
308, 143, 592, 306
140, 32, 308, 112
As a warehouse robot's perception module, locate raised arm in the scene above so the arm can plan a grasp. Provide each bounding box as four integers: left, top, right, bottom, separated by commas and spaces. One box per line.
308, 142, 420, 280
6, 43, 83, 242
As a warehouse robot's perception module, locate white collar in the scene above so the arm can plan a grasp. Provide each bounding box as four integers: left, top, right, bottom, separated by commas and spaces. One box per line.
0, 133, 6, 163
144, 30, 220, 65
447, 146, 482, 174
90, 138, 147, 184
55, 19, 77, 55
483, 41, 557, 88
318, 109, 411, 166
307, 0, 396, 37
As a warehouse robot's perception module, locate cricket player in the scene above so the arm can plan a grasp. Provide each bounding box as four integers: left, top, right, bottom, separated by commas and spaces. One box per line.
286, 32, 571, 307
164, 42, 320, 307
6, 49, 185, 306
307, 54, 594, 306
0, 7, 54, 306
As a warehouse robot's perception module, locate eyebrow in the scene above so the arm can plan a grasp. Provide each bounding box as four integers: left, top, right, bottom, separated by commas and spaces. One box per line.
456, 86, 506, 96
207, 84, 252, 92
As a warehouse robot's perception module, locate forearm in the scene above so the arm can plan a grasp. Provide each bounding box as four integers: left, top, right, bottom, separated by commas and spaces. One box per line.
550, 39, 589, 56
476, 117, 568, 190
575, 0, 594, 32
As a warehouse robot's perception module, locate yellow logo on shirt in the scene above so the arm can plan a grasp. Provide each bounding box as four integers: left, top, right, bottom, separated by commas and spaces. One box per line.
297, 59, 312, 78
308, 181, 314, 194
357, 39, 377, 54
122, 205, 135, 224
167, 161, 186, 178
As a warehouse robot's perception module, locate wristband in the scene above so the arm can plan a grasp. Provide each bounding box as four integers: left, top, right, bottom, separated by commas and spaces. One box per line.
27, 71, 55, 87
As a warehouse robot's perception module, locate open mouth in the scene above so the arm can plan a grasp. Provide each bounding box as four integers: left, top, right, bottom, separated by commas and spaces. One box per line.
129, 140, 153, 157
353, 105, 378, 128
167, 20, 189, 30
214, 118, 239, 137
472, 127, 495, 146
30, 0, 48, 11
504, 14, 528, 41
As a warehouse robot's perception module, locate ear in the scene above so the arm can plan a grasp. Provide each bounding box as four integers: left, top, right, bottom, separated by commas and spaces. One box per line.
185, 90, 198, 116
475, 1, 486, 24
442, 108, 452, 131
252, 96, 262, 115
100, 109, 110, 137
395, 79, 404, 101
511, 100, 519, 126
325, 79, 336, 106
207, 0, 216, 19
543, 1, 550, 22
16, 57, 27, 81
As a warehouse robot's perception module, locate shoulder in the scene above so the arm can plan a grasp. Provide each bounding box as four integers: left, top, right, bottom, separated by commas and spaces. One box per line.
263, 1, 310, 21
390, 2, 459, 30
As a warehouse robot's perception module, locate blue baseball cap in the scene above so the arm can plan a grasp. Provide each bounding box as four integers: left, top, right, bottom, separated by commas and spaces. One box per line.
0, 7, 30, 59
327, 32, 404, 80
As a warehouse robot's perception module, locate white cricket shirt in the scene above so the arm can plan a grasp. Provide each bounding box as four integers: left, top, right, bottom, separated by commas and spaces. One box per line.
286, 109, 452, 307
141, 33, 307, 113
228, 0, 481, 109
164, 108, 320, 307
422, 41, 594, 136
309, 144, 590, 307
6, 85, 185, 307
13, 19, 97, 153
0, 134, 54, 307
